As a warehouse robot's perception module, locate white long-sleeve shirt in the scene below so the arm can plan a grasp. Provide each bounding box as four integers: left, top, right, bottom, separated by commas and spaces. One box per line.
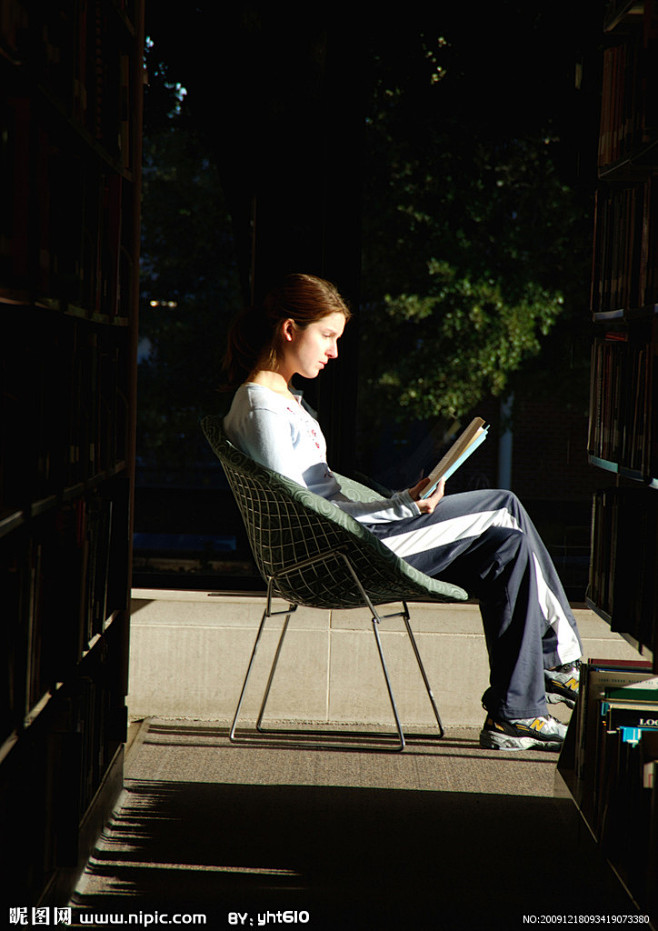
223, 382, 420, 524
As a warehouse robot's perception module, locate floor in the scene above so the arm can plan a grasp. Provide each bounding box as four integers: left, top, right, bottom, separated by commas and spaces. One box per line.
69, 717, 641, 931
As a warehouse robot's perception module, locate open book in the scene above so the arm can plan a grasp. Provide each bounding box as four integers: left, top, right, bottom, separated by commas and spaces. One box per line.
421, 417, 489, 498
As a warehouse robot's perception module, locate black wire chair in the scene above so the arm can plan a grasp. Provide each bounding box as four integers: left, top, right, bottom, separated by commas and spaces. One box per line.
201, 415, 468, 751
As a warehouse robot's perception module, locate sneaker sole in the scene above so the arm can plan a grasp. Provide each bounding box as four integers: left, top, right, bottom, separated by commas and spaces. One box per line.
546, 691, 576, 709
479, 731, 563, 752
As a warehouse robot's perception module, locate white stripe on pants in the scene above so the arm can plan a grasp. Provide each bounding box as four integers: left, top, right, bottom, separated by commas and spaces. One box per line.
365, 488, 582, 720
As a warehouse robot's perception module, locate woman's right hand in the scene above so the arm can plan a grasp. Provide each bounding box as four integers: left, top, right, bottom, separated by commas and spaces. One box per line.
408, 478, 445, 515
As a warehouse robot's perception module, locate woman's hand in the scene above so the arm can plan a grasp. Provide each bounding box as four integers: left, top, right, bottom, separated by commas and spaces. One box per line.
408, 478, 445, 515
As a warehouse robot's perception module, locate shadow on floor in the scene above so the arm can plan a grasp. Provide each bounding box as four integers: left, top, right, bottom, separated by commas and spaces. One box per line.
71, 723, 638, 931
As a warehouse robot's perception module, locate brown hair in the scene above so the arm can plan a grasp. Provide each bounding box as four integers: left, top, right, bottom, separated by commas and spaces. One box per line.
222, 273, 351, 387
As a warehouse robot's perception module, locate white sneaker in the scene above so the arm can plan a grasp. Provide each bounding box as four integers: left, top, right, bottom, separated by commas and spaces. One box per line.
479, 714, 567, 751
545, 661, 580, 709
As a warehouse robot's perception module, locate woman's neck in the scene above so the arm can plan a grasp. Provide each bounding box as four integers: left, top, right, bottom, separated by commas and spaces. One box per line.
247, 369, 295, 398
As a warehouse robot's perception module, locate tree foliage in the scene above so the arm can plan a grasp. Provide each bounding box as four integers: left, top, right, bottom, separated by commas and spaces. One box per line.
373, 262, 563, 422
358, 15, 593, 440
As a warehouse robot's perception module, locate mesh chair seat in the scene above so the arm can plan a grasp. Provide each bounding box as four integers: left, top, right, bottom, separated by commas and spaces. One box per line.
201, 414, 468, 750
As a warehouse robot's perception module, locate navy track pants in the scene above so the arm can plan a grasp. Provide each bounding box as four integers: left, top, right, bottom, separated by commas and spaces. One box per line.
366, 488, 582, 720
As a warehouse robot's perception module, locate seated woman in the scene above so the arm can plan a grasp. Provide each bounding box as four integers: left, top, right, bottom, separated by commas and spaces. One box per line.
222, 272, 582, 751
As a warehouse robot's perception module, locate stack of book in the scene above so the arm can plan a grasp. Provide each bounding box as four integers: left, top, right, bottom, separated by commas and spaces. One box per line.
587, 324, 658, 480
558, 658, 658, 910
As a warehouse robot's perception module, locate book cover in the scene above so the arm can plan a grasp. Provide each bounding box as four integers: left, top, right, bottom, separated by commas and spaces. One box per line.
605, 675, 658, 704
618, 726, 658, 745
421, 417, 488, 498
604, 701, 658, 732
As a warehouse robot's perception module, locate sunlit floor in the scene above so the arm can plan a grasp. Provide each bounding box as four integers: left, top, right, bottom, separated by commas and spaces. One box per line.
68, 718, 640, 930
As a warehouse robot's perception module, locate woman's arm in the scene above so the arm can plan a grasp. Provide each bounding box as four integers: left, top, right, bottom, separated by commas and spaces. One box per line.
234, 406, 310, 488
227, 400, 441, 524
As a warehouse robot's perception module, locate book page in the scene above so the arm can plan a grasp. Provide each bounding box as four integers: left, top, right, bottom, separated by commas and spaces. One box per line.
422, 417, 487, 497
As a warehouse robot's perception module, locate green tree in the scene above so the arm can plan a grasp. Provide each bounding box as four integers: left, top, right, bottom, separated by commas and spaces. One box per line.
358, 13, 593, 450
370, 262, 563, 423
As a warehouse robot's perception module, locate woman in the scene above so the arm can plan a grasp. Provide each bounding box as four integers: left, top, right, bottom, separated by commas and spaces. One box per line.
222, 273, 582, 751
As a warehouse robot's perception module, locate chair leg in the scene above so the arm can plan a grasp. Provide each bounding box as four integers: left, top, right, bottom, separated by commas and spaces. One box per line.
229, 580, 296, 743
229, 602, 268, 742
401, 602, 445, 738
336, 555, 408, 751
256, 609, 292, 732
369, 616, 406, 751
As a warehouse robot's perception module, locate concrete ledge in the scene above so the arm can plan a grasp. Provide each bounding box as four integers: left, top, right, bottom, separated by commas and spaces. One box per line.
128, 589, 641, 727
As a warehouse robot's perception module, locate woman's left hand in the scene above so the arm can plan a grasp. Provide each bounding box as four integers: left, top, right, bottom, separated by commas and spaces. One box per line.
408, 478, 445, 515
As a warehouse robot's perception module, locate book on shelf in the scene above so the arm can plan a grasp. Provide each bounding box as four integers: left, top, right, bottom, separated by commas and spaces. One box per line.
604, 699, 658, 740
605, 676, 658, 704
597, 4, 658, 173
591, 183, 646, 314
601, 680, 658, 752
582, 660, 656, 839
0, 6, 136, 316
421, 417, 488, 498
594, 725, 655, 899
640, 730, 658, 789
588, 486, 658, 650
1, 96, 31, 293
561, 657, 654, 818
595, 685, 658, 839
85, 495, 114, 643
587, 323, 658, 477
0, 488, 122, 732
0, 0, 29, 63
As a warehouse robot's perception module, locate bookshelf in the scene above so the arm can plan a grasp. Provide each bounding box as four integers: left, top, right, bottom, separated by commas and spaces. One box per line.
0, 0, 143, 906
559, 1, 658, 922
587, 0, 658, 662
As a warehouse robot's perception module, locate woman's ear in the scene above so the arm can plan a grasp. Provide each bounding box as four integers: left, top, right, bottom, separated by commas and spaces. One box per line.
281, 318, 296, 343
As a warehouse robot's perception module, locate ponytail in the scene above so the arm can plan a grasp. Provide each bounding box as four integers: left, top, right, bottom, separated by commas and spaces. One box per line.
221, 304, 276, 389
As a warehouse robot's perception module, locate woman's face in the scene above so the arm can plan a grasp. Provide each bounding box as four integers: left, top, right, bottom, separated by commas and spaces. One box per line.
280, 311, 346, 380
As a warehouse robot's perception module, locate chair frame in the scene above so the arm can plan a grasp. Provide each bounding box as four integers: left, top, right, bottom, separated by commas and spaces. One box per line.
201, 415, 468, 752
230, 557, 446, 752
